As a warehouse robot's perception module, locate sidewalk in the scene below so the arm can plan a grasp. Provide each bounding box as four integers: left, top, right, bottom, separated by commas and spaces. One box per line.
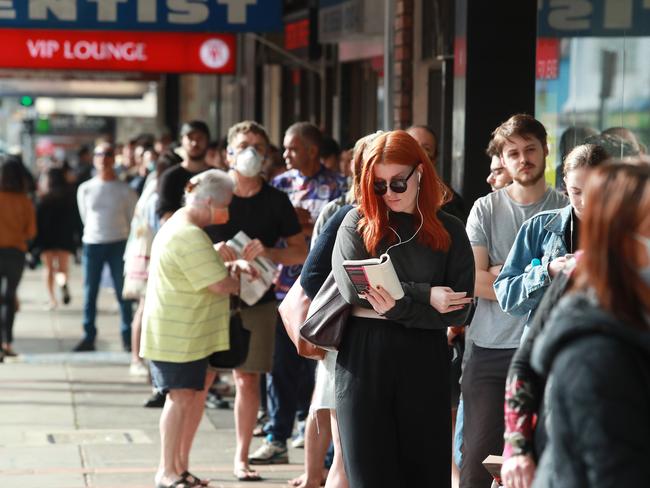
0, 265, 305, 488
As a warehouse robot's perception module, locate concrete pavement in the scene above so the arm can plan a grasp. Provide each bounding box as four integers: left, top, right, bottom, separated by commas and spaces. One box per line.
0, 265, 305, 487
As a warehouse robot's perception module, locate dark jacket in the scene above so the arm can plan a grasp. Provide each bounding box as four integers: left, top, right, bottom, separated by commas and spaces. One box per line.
530, 291, 650, 488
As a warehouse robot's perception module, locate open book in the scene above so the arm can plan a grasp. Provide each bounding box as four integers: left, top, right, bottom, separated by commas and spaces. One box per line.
225, 231, 279, 306
342, 253, 405, 300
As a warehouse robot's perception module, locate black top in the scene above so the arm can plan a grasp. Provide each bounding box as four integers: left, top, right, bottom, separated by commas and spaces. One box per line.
332, 209, 475, 330
301, 204, 353, 300
34, 191, 80, 252
156, 165, 204, 218
531, 292, 650, 488
205, 182, 302, 304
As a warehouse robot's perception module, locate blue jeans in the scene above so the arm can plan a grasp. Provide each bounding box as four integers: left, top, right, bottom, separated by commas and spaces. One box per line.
454, 396, 464, 468
265, 314, 316, 444
82, 241, 133, 346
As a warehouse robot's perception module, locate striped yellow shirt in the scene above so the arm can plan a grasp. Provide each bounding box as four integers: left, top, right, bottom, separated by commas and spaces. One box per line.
140, 216, 230, 362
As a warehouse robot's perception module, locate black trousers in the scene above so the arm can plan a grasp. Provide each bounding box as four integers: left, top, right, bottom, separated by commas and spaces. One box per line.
0, 248, 25, 345
459, 345, 516, 488
335, 316, 451, 488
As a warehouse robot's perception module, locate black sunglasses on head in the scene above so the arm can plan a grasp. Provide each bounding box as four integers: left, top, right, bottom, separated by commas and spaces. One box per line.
373, 165, 418, 195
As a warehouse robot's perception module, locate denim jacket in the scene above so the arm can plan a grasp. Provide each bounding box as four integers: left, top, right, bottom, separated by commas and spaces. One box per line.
494, 205, 572, 325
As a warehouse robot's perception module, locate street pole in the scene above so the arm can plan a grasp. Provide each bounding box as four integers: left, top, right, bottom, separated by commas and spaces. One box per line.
383, 0, 394, 131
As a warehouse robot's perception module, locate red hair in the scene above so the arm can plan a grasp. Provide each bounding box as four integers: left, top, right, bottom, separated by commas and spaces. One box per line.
357, 130, 451, 255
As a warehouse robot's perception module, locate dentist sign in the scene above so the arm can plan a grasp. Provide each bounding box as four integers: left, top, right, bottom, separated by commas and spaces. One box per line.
0, 0, 282, 32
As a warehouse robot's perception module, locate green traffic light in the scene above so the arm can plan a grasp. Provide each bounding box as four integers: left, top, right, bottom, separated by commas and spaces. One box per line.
20, 96, 34, 107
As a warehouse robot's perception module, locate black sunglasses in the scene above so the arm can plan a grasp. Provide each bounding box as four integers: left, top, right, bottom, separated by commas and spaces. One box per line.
373, 166, 418, 195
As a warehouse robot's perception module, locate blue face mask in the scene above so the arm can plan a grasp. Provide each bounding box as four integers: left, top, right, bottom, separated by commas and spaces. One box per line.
635, 234, 650, 285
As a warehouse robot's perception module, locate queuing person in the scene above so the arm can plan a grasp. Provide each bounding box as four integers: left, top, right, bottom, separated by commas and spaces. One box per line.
494, 143, 609, 339
485, 139, 513, 191
494, 144, 608, 488
406, 125, 468, 223
0, 156, 36, 359
124, 150, 179, 377
249, 122, 345, 465
157, 121, 211, 223
34, 167, 79, 309
74, 141, 138, 352
205, 121, 307, 482
529, 162, 650, 488
140, 170, 249, 488
321, 136, 342, 173
460, 114, 568, 488
331, 130, 475, 487
261, 145, 286, 181
452, 140, 514, 475
291, 133, 381, 488
206, 139, 228, 171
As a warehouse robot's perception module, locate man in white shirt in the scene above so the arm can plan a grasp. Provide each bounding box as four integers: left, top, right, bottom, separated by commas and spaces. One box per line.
74, 141, 138, 352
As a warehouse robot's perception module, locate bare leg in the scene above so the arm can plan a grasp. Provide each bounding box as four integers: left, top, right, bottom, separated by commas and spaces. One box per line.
175, 369, 216, 474
157, 389, 193, 486
41, 251, 57, 307
55, 251, 70, 283
131, 298, 145, 364
451, 407, 459, 488
233, 370, 261, 476
325, 411, 349, 488
290, 409, 331, 488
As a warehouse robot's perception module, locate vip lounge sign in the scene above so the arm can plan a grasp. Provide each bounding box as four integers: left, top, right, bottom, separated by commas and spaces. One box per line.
0, 29, 236, 73
0, 0, 282, 73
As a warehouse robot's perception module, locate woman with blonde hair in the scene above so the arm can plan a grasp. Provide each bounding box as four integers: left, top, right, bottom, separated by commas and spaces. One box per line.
332, 130, 475, 487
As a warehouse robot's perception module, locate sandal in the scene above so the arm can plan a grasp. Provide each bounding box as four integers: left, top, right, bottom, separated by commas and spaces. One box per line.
181, 471, 209, 487
155, 478, 191, 488
234, 466, 262, 482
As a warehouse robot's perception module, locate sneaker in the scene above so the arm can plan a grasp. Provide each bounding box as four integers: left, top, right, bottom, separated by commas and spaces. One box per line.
61, 284, 71, 305
72, 339, 95, 352
291, 433, 305, 449
129, 360, 149, 377
143, 390, 166, 408
291, 420, 306, 448
249, 437, 289, 465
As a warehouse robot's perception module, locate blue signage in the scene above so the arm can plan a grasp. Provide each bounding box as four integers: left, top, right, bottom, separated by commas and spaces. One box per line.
538, 0, 650, 37
0, 0, 282, 33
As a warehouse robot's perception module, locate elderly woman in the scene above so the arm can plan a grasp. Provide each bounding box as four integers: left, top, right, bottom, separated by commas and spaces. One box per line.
140, 169, 246, 488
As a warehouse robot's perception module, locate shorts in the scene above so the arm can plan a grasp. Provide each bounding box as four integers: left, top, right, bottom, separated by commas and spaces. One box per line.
234, 300, 277, 373
311, 350, 337, 411
149, 357, 208, 393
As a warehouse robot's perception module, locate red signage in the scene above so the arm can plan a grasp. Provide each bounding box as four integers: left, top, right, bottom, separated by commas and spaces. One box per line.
536, 38, 560, 80
284, 19, 310, 51
0, 29, 236, 74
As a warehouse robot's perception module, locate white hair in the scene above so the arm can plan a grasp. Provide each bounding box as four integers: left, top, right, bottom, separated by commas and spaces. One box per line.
184, 169, 234, 207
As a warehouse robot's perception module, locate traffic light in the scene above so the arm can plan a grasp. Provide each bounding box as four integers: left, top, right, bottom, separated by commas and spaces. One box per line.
19, 95, 34, 107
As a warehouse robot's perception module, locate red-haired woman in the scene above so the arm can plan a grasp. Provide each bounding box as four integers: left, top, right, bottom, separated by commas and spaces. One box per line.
332, 130, 475, 487
530, 162, 650, 488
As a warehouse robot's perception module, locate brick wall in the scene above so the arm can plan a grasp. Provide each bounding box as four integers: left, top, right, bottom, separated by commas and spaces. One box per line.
393, 0, 414, 128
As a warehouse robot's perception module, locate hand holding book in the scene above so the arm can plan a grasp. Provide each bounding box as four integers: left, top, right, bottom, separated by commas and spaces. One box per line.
360, 285, 396, 316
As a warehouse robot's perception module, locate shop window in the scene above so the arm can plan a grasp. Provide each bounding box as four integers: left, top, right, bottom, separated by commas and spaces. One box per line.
536, 1, 650, 189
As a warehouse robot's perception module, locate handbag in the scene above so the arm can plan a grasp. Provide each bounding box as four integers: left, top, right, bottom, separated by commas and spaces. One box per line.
300, 271, 350, 351
208, 297, 251, 369
278, 278, 326, 360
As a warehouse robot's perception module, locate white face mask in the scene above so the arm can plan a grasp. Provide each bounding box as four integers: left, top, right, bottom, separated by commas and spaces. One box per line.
234, 146, 263, 177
